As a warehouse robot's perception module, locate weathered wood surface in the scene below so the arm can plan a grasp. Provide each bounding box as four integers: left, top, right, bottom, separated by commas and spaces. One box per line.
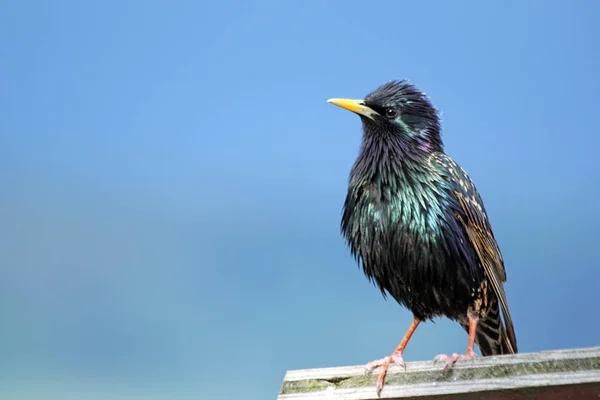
279, 347, 600, 399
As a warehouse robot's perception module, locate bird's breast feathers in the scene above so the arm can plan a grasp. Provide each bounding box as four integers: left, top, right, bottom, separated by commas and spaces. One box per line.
343, 172, 456, 267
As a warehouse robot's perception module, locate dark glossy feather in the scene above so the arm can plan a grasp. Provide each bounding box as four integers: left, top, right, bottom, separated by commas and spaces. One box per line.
432, 153, 517, 355
338, 80, 517, 356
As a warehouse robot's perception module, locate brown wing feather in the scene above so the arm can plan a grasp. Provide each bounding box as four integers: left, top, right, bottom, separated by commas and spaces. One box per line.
432, 153, 517, 354
455, 192, 517, 353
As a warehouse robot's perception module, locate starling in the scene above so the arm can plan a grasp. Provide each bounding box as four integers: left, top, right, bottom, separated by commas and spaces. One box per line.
328, 80, 517, 396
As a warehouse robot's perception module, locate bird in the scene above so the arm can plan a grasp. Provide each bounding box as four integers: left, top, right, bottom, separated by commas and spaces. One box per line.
327, 80, 517, 397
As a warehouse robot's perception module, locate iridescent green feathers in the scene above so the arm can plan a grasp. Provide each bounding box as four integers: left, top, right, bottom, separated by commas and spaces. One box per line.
340, 80, 517, 356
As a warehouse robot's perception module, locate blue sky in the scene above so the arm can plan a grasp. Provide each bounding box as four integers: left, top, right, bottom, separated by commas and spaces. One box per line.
1, 0, 599, 399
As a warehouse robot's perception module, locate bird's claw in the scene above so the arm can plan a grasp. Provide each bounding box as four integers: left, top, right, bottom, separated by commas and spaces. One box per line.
433, 351, 477, 371
364, 353, 405, 397
365, 353, 406, 374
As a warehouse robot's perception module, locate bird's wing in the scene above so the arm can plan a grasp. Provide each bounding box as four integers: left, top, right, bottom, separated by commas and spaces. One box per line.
431, 153, 517, 353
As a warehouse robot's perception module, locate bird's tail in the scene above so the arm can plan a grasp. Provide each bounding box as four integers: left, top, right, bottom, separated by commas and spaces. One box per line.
461, 297, 518, 356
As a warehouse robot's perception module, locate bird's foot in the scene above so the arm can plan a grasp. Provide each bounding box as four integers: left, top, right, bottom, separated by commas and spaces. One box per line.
433, 351, 477, 371
365, 352, 405, 397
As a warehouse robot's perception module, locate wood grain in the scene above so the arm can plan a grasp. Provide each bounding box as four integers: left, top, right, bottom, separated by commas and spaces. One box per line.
278, 347, 600, 399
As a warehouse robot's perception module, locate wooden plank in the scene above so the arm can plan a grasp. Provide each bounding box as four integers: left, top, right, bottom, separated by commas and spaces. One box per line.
278, 347, 600, 399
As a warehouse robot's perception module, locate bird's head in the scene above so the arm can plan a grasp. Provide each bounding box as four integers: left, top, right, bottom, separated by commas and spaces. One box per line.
328, 80, 442, 153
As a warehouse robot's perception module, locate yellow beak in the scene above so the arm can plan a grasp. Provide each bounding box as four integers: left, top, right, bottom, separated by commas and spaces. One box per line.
327, 98, 378, 120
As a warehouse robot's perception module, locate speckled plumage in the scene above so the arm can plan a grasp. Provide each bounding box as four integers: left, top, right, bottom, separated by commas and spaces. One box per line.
332, 80, 517, 361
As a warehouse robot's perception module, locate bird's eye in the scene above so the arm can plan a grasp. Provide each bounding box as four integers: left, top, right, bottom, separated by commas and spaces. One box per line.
385, 108, 397, 119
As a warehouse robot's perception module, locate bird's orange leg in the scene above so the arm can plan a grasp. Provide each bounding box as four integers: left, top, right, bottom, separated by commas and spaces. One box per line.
365, 317, 420, 397
434, 314, 479, 371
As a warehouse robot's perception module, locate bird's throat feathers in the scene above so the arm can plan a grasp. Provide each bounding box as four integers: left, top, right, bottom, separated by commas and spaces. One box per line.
352, 125, 439, 185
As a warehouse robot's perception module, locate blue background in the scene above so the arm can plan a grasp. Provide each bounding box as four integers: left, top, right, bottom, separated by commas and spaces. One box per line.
1, 1, 599, 399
